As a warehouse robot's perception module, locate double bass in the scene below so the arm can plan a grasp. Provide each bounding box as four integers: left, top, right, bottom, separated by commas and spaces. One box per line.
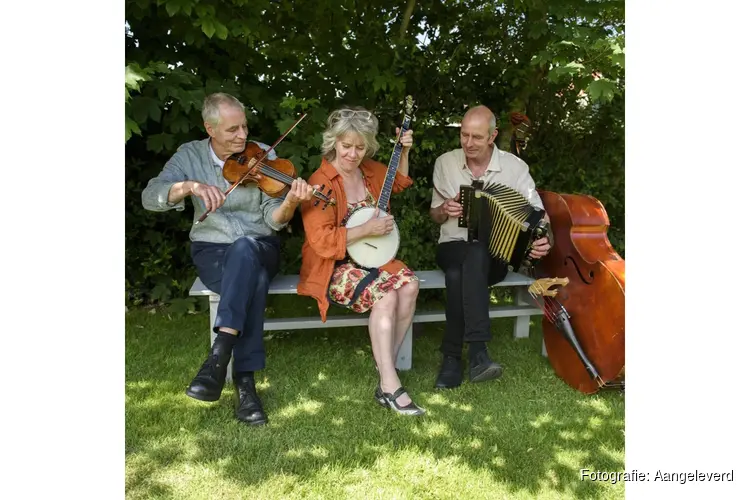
532, 191, 625, 394
510, 114, 625, 394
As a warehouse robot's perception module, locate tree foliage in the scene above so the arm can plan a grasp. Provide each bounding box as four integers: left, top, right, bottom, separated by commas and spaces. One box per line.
125, 0, 625, 307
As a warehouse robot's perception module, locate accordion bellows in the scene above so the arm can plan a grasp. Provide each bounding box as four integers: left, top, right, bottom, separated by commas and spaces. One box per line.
458, 182, 547, 271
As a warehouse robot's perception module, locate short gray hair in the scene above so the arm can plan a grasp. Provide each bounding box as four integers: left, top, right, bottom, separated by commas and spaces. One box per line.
321, 107, 380, 162
202, 93, 245, 128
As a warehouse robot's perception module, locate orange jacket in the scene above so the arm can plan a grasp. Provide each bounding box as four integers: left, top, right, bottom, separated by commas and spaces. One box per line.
298, 157, 413, 322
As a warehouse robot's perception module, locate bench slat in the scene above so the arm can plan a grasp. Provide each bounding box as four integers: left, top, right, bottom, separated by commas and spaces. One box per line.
189, 270, 535, 296
263, 305, 541, 331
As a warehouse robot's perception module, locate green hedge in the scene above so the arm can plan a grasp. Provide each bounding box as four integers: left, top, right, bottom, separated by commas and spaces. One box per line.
126, 102, 623, 310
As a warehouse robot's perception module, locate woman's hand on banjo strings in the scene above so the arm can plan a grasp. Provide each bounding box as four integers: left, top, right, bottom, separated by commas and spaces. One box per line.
364, 208, 394, 236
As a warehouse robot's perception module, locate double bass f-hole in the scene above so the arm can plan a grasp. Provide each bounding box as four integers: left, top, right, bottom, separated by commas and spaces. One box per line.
564, 256, 595, 285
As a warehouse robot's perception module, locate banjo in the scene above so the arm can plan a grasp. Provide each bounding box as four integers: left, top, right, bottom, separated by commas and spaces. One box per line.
345, 96, 415, 269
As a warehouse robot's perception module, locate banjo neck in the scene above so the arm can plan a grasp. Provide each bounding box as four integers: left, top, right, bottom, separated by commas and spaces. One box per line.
376, 97, 414, 212
345, 97, 414, 269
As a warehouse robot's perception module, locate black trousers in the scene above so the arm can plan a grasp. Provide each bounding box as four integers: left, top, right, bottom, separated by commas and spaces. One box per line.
436, 240, 509, 359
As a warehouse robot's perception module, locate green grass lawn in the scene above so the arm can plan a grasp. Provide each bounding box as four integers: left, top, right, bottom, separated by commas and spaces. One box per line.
126, 297, 625, 499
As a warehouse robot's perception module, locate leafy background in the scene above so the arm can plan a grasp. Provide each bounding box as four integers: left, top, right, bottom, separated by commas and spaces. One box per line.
125, 0, 624, 311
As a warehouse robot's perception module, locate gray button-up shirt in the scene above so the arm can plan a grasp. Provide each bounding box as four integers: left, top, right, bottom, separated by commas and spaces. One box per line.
141, 138, 288, 244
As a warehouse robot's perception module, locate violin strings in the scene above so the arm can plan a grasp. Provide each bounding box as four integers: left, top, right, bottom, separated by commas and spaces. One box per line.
258, 164, 296, 184
257, 164, 328, 201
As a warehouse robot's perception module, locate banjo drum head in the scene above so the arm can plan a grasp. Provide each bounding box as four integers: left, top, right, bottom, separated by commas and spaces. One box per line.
345, 207, 400, 268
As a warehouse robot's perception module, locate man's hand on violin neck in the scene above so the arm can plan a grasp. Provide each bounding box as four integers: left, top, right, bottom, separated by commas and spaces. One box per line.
284, 178, 317, 205
190, 182, 227, 212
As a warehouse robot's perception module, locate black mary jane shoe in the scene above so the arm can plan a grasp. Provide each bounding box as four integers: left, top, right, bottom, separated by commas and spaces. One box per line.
374, 386, 388, 407
378, 386, 426, 416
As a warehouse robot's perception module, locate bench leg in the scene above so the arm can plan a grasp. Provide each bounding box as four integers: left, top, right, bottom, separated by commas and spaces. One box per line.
396, 325, 413, 371
513, 286, 532, 339
513, 316, 530, 339
208, 295, 233, 384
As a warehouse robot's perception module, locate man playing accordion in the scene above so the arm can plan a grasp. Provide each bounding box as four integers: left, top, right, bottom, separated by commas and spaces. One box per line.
429, 105, 552, 389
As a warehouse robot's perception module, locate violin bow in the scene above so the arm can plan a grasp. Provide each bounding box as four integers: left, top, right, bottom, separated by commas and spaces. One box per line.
196, 113, 308, 224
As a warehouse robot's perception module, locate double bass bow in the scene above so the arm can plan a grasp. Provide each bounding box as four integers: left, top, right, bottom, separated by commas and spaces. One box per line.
196, 114, 335, 224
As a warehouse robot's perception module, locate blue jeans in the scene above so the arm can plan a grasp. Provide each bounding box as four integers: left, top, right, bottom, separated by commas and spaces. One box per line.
191, 236, 280, 372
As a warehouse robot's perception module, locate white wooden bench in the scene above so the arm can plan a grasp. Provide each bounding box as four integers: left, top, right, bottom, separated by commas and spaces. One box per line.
189, 270, 543, 380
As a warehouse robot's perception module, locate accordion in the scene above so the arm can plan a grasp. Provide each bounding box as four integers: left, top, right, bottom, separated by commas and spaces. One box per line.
458, 180, 548, 272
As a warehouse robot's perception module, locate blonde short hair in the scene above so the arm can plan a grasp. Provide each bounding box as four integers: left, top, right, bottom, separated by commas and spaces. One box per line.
202, 93, 245, 128
321, 107, 380, 162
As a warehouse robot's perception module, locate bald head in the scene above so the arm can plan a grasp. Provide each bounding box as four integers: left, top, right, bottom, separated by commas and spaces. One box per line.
462, 106, 497, 137
460, 105, 498, 163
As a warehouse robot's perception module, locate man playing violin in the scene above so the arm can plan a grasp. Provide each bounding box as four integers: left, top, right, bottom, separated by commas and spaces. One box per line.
429, 105, 552, 389
141, 92, 315, 426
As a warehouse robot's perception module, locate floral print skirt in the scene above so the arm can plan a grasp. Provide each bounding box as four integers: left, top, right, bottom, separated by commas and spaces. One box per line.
328, 263, 418, 314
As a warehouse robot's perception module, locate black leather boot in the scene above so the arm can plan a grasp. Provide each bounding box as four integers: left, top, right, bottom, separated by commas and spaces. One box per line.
185, 336, 234, 402
234, 374, 268, 426
469, 350, 503, 383
434, 355, 464, 389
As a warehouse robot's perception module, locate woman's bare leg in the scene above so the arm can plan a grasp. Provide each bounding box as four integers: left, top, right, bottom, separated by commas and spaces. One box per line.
368, 290, 412, 406
392, 280, 419, 363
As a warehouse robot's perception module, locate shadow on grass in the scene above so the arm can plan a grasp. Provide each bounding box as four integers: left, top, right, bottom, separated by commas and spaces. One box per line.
126, 308, 624, 499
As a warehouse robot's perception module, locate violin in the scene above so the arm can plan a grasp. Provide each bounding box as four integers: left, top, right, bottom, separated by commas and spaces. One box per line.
532, 191, 625, 394
222, 142, 336, 206
196, 113, 335, 224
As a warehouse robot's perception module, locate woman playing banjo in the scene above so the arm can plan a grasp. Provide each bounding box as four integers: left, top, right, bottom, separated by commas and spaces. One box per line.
298, 106, 424, 416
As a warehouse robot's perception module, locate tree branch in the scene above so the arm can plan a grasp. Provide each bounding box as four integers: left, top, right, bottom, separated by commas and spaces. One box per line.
399, 0, 417, 40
